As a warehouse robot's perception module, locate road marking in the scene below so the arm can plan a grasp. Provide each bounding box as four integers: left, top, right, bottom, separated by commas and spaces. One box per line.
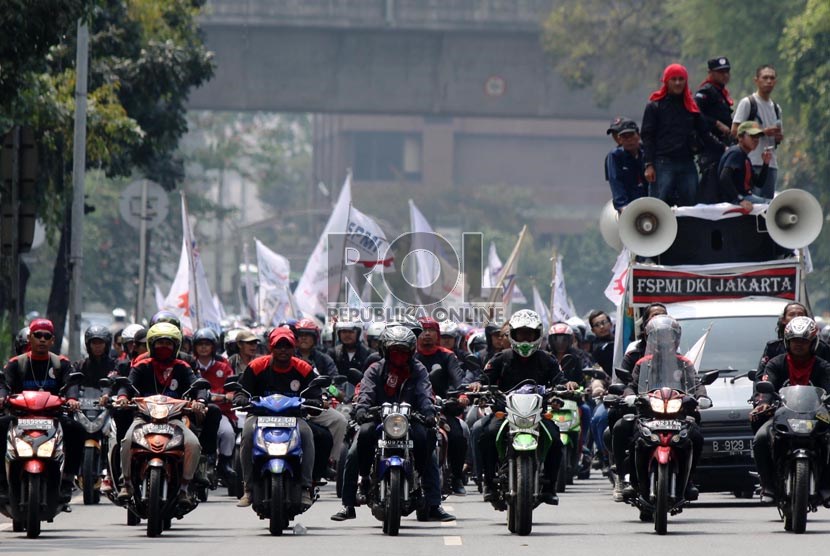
443, 505, 455, 511
441, 520, 457, 527
443, 536, 463, 546
0, 524, 11, 532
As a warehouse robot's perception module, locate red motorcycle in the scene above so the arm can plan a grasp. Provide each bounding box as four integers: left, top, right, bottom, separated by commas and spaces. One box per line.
1, 373, 83, 538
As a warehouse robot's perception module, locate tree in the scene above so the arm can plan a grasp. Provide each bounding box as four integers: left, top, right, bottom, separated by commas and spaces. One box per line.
0, 0, 214, 346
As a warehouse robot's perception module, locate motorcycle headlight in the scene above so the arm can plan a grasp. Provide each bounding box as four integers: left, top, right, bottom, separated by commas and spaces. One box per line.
649, 398, 666, 413
383, 414, 409, 439
267, 443, 289, 456
150, 403, 170, 420
788, 419, 816, 434
15, 438, 34, 457
36, 438, 56, 457
666, 399, 682, 413
510, 414, 537, 429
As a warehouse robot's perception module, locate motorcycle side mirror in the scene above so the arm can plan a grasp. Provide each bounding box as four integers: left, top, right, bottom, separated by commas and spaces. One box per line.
223, 375, 239, 387
623, 394, 637, 407
66, 371, 85, 386
190, 378, 211, 391
583, 368, 609, 381
309, 375, 333, 388
697, 396, 713, 410
98, 377, 113, 389
699, 370, 720, 386
607, 383, 625, 396
347, 367, 364, 384
747, 370, 757, 382
224, 381, 242, 393
464, 354, 482, 370
614, 368, 633, 384
755, 381, 775, 395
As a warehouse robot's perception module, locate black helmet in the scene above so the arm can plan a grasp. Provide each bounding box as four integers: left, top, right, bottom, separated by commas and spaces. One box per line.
193, 327, 219, 352
84, 324, 113, 355
14, 327, 30, 355
150, 310, 182, 330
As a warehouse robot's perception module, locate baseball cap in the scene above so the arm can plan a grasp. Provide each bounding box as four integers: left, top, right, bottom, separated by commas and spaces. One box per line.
235, 329, 259, 343
707, 57, 731, 71
268, 327, 296, 349
617, 119, 639, 135
606, 116, 628, 135
737, 121, 764, 136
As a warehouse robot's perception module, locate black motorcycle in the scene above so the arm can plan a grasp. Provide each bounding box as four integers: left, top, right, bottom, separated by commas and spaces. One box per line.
756, 381, 830, 534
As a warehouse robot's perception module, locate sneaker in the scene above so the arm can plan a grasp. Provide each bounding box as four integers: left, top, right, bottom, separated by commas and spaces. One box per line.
237, 491, 252, 507
301, 488, 314, 508
482, 481, 497, 503
451, 477, 467, 496
612, 480, 625, 502
760, 490, 775, 504
60, 480, 74, 503
330, 505, 356, 521
100, 477, 114, 494
685, 482, 699, 501
419, 505, 455, 522
622, 484, 637, 501
539, 490, 559, 505
176, 489, 194, 507
117, 486, 132, 503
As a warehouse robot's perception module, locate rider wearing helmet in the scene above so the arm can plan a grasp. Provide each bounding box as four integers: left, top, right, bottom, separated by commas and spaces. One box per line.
547, 322, 594, 381
76, 325, 116, 386
0, 319, 82, 504
192, 328, 237, 483
366, 321, 386, 352
756, 302, 830, 378
115, 323, 208, 505
617, 315, 706, 502
14, 326, 30, 355
222, 328, 244, 358
751, 316, 830, 503
331, 326, 455, 523
234, 328, 325, 509
328, 320, 373, 375
468, 310, 565, 507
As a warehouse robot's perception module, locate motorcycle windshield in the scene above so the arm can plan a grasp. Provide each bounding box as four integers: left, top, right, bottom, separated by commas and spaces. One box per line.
779, 386, 825, 413
638, 329, 693, 394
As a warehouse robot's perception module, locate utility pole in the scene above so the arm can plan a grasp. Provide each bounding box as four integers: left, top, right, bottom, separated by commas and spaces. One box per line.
68, 20, 89, 360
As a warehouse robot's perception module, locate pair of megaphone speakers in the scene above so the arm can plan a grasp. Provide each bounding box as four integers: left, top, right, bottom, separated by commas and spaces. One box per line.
600, 189, 824, 257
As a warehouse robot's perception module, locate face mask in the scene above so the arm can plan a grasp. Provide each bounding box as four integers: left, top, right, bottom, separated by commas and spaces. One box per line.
388, 351, 410, 367
154, 346, 175, 361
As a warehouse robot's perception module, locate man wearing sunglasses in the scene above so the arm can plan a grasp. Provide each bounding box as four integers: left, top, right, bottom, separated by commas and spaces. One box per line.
0, 318, 82, 505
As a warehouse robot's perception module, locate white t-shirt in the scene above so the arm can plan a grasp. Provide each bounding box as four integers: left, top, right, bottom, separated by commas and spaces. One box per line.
733, 93, 782, 168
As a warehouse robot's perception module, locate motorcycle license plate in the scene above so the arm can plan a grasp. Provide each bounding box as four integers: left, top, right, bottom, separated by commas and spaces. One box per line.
644, 420, 683, 431
79, 398, 98, 410
378, 439, 413, 449
143, 423, 175, 435
258, 416, 297, 427
17, 418, 54, 430
710, 439, 752, 455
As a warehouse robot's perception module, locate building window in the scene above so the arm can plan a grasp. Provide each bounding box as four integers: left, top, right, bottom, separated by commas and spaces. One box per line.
352, 132, 421, 181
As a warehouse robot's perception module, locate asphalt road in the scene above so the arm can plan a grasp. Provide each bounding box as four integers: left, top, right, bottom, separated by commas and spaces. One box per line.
3, 475, 830, 553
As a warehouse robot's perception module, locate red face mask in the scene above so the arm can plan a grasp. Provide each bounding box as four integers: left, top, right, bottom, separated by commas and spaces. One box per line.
154, 346, 175, 362
388, 351, 410, 367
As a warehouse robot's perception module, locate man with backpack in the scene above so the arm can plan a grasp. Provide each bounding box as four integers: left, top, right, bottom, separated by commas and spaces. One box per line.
731, 64, 783, 199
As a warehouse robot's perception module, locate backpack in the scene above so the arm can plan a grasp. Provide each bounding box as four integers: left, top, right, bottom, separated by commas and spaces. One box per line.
747, 95, 781, 126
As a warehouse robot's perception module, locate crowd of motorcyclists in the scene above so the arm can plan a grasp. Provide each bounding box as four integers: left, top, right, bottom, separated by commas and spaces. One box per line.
2, 303, 830, 536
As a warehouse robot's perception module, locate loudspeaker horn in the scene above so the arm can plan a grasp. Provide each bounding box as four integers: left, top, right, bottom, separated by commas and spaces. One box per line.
599, 199, 622, 251
764, 189, 823, 249
618, 197, 677, 257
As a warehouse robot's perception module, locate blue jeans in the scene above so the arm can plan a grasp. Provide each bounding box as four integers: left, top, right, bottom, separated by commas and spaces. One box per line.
650, 157, 699, 207
751, 166, 776, 200
590, 403, 609, 458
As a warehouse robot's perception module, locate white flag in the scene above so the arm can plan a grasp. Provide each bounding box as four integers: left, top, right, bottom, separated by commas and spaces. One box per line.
154, 284, 165, 312
255, 238, 291, 326
532, 285, 551, 332
160, 195, 222, 333
295, 174, 353, 318
551, 255, 574, 322
604, 248, 632, 306
685, 323, 713, 370
408, 200, 459, 302
213, 294, 227, 319
482, 242, 527, 304
346, 206, 394, 270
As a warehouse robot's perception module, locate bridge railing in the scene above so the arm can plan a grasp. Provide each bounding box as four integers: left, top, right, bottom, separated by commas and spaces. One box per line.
203, 0, 554, 31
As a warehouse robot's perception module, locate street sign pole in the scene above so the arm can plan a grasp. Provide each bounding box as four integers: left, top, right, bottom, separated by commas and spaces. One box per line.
68, 20, 89, 360
9, 126, 20, 334
136, 180, 148, 322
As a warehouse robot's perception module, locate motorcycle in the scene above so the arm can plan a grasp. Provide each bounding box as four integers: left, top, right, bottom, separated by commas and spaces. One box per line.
115, 376, 210, 537
228, 375, 331, 536
363, 401, 425, 536
495, 380, 559, 536
74, 382, 112, 505
617, 366, 718, 535
0, 372, 84, 538
549, 386, 583, 492
755, 381, 830, 534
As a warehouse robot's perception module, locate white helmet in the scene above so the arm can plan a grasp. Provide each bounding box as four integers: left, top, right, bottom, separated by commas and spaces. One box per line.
120, 323, 146, 345
508, 310, 544, 358
784, 316, 819, 354
439, 321, 460, 337
366, 321, 386, 343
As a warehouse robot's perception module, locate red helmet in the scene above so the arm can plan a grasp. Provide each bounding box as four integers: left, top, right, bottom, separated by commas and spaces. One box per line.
418, 316, 440, 333
296, 318, 321, 340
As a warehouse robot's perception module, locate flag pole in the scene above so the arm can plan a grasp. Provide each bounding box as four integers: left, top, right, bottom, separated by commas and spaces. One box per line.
181, 191, 201, 329
487, 226, 528, 318
549, 246, 558, 323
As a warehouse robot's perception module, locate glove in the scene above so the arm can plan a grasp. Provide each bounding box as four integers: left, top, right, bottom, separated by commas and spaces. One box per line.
423, 414, 437, 428
354, 407, 368, 425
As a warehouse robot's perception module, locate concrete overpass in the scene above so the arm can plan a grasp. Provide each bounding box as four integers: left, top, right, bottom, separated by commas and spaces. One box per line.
190, 0, 642, 118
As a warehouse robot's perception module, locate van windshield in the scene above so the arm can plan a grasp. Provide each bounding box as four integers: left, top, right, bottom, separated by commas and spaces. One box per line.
676, 315, 778, 376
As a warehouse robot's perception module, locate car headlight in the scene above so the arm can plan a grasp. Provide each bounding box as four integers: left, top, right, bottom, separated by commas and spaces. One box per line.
36, 439, 56, 457
510, 414, 537, 429
666, 399, 682, 413
15, 438, 34, 457
788, 419, 816, 433
267, 443, 289, 456
149, 403, 170, 420
383, 414, 409, 439
650, 398, 665, 413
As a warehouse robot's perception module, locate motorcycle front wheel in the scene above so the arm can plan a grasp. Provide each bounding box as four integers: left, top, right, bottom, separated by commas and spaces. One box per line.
514, 454, 535, 536
25, 473, 41, 538
146, 467, 164, 537
654, 463, 669, 535
384, 468, 402, 536
790, 459, 810, 534
269, 475, 286, 536
82, 446, 100, 505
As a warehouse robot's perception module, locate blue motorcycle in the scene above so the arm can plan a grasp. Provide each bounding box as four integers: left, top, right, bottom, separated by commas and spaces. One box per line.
230, 376, 329, 535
